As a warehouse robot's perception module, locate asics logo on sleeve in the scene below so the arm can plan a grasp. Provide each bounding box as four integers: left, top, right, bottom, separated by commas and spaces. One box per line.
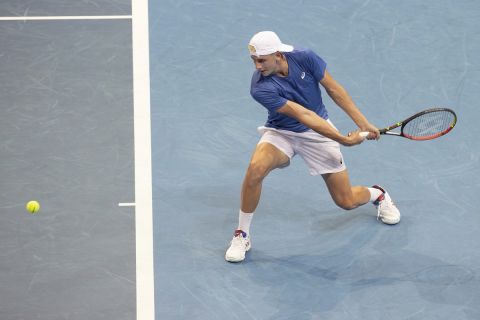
301, 72, 306, 79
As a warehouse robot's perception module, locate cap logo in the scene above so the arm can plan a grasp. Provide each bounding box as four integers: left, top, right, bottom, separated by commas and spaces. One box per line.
248, 44, 257, 55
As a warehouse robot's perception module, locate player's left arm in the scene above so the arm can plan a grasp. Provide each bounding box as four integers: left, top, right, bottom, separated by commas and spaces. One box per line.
319, 70, 379, 139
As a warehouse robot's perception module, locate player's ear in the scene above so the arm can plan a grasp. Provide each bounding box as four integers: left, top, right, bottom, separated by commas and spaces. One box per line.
273, 52, 283, 64
274, 52, 283, 59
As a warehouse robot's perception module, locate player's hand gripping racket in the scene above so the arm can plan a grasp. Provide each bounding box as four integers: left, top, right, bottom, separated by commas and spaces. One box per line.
360, 107, 457, 141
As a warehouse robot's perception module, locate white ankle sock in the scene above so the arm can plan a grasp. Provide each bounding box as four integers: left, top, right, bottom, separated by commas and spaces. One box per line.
368, 187, 383, 203
238, 209, 254, 235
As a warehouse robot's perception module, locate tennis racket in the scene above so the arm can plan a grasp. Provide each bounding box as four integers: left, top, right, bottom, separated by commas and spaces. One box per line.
360, 107, 457, 141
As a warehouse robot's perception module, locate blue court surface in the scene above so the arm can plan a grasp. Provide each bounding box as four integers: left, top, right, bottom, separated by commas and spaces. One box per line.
0, 1, 479, 320
150, 1, 480, 319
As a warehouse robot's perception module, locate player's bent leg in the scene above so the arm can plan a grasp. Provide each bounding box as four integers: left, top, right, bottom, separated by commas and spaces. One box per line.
241, 142, 290, 213
322, 170, 401, 224
322, 170, 370, 210
226, 142, 290, 263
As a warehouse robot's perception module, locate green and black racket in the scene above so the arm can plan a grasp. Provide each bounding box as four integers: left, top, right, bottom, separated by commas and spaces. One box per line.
361, 107, 457, 141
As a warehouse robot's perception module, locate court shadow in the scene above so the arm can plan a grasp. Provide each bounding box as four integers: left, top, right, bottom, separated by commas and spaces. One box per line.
241, 241, 478, 319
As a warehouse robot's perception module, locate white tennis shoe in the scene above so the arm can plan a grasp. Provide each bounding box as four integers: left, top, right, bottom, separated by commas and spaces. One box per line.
225, 230, 251, 262
372, 185, 401, 225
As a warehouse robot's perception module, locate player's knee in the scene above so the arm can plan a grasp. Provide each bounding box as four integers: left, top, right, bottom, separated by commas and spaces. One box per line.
246, 161, 270, 183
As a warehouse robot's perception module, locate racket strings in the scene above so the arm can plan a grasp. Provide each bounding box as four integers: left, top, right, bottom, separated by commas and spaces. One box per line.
402, 110, 455, 139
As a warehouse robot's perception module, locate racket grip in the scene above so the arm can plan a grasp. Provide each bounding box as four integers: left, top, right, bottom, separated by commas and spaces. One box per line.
359, 132, 369, 138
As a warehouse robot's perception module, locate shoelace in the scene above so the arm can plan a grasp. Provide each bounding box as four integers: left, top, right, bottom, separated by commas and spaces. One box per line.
231, 234, 248, 248
377, 195, 396, 220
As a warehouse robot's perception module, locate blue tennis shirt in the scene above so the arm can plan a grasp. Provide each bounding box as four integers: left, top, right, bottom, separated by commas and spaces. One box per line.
250, 48, 328, 132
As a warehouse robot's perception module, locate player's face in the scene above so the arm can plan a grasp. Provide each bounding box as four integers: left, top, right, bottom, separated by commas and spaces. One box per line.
251, 53, 280, 76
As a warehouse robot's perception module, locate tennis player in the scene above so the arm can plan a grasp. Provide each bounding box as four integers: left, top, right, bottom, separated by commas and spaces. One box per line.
225, 31, 400, 262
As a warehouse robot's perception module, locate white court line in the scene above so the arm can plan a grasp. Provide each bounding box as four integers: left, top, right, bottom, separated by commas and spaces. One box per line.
132, 1, 155, 320
0, 15, 131, 21
118, 203, 136, 207
0, 8, 155, 320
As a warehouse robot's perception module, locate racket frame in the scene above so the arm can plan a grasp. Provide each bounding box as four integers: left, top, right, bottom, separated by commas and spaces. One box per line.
379, 107, 457, 140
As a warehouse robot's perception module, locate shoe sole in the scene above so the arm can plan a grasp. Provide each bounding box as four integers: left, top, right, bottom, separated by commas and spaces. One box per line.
225, 255, 244, 263
381, 217, 401, 225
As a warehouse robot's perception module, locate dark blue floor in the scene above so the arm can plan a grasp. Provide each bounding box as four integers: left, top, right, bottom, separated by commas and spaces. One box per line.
0, 11, 135, 320
0, 0, 130, 16
150, 1, 480, 319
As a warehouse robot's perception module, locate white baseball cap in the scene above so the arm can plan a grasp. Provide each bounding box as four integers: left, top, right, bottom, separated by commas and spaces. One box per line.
248, 31, 294, 57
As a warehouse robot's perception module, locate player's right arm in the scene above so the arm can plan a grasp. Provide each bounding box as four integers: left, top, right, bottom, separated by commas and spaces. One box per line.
277, 100, 365, 146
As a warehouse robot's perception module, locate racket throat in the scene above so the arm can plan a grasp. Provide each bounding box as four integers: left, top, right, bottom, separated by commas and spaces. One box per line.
383, 131, 402, 136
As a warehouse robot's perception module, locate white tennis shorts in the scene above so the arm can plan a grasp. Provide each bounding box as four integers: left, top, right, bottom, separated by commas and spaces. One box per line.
257, 120, 346, 175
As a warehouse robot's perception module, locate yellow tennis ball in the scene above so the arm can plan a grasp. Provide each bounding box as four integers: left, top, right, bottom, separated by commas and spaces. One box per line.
26, 200, 40, 214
